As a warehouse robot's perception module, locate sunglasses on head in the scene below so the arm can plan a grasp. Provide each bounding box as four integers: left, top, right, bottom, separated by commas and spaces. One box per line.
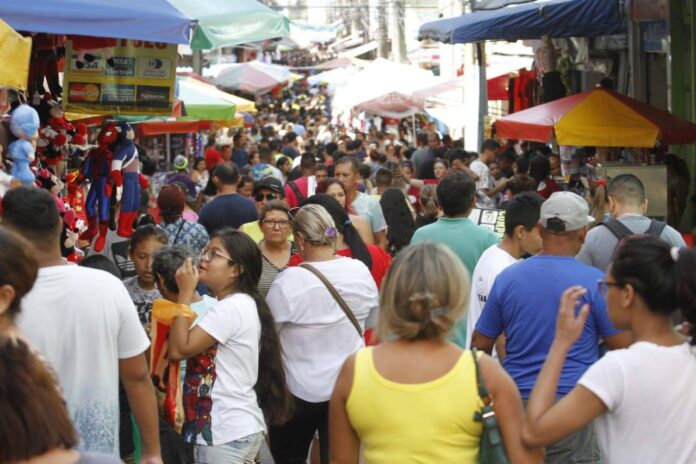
255, 192, 279, 202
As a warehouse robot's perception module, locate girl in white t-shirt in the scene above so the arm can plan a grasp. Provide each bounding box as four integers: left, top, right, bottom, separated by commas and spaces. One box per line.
523, 236, 696, 464
168, 229, 290, 463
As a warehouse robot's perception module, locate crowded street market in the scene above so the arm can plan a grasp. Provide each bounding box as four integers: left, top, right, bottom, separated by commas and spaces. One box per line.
1, 0, 696, 463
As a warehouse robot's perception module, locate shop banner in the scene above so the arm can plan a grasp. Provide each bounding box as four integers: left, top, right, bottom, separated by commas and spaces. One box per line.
64, 39, 177, 116
469, 208, 506, 239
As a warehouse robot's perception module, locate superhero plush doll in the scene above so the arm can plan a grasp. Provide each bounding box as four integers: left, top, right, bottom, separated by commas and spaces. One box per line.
81, 122, 118, 252
111, 122, 147, 238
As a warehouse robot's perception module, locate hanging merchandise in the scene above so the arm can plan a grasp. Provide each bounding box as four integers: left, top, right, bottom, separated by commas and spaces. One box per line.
9, 104, 40, 186
64, 38, 178, 116
0, 20, 32, 91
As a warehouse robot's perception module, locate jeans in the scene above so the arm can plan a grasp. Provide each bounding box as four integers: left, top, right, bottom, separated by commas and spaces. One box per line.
269, 396, 329, 464
194, 432, 264, 464
523, 398, 600, 463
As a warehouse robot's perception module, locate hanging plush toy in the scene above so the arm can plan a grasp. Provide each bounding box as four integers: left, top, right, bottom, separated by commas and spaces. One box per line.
68, 35, 116, 70
81, 122, 118, 252
9, 105, 40, 185
111, 122, 147, 238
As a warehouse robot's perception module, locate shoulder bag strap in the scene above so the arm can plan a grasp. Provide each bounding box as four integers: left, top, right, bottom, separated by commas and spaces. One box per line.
299, 263, 363, 337
172, 219, 186, 244
471, 348, 492, 405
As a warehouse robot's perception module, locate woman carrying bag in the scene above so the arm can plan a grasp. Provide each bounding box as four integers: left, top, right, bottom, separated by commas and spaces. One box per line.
329, 242, 542, 464
266, 204, 380, 464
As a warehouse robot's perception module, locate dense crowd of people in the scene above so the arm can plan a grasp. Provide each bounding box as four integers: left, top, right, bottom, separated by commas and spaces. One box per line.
1, 79, 696, 464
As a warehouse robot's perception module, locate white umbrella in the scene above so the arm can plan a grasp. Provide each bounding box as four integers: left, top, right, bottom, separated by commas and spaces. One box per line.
306, 66, 360, 94
332, 58, 452, 118
211, 61, 302, 94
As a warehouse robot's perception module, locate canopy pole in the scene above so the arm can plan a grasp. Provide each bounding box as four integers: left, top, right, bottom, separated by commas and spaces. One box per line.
411, 114, 416, 144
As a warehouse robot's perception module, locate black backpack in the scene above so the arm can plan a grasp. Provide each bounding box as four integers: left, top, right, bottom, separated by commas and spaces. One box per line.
600, 217, 667, 241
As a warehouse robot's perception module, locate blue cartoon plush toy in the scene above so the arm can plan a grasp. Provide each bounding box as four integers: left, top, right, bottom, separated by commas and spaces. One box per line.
9, 104, 40, 185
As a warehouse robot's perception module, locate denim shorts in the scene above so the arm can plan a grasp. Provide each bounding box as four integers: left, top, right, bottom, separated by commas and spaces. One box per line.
194, 432, 264, 464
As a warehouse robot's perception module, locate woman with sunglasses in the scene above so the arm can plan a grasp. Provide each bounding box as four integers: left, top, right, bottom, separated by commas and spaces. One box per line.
168, 229, 290, 463
258, 200, 296, 297
523, 236, 696, 463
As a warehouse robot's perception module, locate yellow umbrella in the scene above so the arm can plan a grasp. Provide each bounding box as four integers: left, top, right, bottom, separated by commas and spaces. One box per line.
0, 19, 31, 90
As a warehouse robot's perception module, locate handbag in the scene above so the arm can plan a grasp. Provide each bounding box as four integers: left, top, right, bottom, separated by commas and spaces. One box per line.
299, 263, 363, 337
471, 348, 510, 464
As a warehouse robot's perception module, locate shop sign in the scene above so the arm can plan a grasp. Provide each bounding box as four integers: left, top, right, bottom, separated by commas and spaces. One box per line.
630, 0, 667, 22
642, 21, 667, 53
469, 208, 506, 239
64, 39, 177, 115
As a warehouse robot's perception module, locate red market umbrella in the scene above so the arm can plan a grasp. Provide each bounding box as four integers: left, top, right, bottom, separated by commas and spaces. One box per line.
495, 87, 696, 147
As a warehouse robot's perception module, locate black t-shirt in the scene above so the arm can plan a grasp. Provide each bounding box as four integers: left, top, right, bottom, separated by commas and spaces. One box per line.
199, 193, 259, 235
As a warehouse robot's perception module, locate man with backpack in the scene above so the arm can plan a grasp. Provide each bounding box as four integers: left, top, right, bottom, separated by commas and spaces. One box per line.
577, 174, 685, 272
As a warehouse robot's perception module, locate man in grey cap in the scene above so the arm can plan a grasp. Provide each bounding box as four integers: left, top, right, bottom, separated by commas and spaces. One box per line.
165, 154, 198, 198
473, 191, 631, 463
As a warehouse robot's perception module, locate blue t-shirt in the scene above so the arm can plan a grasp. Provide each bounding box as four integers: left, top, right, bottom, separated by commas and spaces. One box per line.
232, 148, 249, 168
199, 194, 258, 235
475, 256, 619, 398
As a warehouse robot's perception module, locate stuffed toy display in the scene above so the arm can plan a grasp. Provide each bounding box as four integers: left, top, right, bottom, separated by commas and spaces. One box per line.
111, 122, 147, 238
35, 167, 86, 262
37, 95, 75, 168
9, 105, 40, 185
68, 35, 116, 70
81, 122, 118, 252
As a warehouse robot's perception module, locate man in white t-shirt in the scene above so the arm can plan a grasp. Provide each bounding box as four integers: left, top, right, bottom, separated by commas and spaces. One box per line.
470, 139, 510, 204
2, 187, 161, 462
465, 192, 544, 353
335, 156, 388, 250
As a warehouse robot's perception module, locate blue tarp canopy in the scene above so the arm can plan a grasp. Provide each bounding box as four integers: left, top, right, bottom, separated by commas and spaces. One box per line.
1, 0, 191, 44
418, 0, 623, 44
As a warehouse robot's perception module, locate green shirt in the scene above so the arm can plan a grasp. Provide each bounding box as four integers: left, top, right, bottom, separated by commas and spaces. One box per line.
410, 216, 500, 348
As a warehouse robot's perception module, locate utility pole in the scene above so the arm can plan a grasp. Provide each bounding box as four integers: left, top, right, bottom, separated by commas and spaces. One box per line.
377, 0, 389, 58
390, 0, 407, 63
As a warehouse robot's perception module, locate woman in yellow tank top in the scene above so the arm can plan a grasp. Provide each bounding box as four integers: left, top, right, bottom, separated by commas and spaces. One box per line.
329, 242, 542, 463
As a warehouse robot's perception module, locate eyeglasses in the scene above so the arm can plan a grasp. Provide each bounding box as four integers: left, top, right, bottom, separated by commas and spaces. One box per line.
597, 279, 622, 295
199, 247, 236, 264
261, 219, 292, 229
255, 192, 279, 202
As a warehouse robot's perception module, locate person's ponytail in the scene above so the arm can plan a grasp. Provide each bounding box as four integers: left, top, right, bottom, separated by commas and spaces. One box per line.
341, 219, 373, 269
249, 288, 292, 424
675, 247, 696, 346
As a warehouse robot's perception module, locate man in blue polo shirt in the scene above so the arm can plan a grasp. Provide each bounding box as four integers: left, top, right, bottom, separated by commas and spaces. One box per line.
473, 191, 631, 463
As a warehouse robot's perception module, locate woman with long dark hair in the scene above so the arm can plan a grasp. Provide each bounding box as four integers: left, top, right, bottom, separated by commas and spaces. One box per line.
316, 177, 374, 245
168, 229, 290, 463
379, 187, 416, 256
523, 237, 696, 463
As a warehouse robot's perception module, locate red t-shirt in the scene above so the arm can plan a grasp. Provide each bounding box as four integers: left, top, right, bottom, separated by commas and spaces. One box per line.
204, 148, 223, 171
284, 176, 309, 208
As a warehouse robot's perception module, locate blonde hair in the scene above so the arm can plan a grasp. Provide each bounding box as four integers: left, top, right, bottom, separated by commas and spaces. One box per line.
419, 184, 439, 220
590, 183, 608, 228
377, 242, 470, 340
292, 204, 337, 249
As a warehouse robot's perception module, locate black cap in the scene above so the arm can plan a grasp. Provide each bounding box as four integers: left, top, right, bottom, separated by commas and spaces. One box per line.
253, 176, 284, 195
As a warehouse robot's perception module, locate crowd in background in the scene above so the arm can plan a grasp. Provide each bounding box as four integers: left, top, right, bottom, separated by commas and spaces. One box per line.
2, 78, 696, 464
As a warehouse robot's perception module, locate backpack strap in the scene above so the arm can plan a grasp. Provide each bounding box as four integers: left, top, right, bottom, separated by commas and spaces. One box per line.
645, 219, 667, 237
600, 218, 635, 241
287, 180, 305, 204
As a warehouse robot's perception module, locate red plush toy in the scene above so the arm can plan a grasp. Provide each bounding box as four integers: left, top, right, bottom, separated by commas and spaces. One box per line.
68, 35, 117, 70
